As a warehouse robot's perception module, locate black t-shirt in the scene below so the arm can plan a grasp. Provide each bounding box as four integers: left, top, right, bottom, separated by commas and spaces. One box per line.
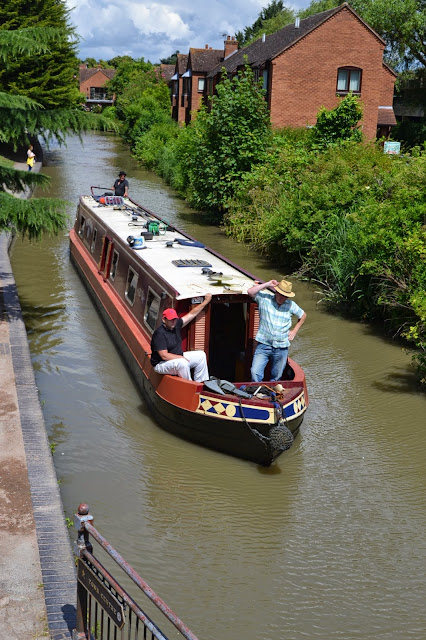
150, 318, 183, 367
114, 178, 129, 196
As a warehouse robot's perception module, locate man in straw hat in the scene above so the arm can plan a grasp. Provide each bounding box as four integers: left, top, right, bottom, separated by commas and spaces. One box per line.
150, 294, 212, 381
247, 279, 306, 382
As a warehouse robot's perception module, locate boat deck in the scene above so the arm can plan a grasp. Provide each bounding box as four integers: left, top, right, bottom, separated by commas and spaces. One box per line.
81, 195, 256, 300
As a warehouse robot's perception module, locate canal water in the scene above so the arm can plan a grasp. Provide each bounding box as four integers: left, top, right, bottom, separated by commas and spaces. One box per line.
10, 133, 426, 640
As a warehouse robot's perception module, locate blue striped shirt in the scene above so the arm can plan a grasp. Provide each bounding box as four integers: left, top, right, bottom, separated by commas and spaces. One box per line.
255, 291, 304, 348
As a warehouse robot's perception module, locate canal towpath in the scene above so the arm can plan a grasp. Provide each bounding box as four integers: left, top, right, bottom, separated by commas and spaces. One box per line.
0, 158, 76, 639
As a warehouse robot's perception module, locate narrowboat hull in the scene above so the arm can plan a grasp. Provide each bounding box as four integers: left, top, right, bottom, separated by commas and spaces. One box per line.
70, 194, 308, 466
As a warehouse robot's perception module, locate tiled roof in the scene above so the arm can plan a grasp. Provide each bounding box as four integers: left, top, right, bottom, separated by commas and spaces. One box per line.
177, 54, 189, 75
160, 64, 175, 83
189, 48, 224, 73
207, 3, 382, 78
377, 106, 397, 126
79, 68, 116, 83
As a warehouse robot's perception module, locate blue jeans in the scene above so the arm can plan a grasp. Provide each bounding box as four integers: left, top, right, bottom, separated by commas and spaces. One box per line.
251, 343, 288, 382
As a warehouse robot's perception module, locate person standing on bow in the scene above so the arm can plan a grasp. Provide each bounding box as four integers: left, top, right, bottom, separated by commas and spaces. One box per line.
111, 170, 129, 197
247, 279, 306, 382
150, 294, 212, 381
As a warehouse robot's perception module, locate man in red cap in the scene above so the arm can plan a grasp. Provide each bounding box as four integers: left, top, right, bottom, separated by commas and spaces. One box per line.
150, 294, 212, 381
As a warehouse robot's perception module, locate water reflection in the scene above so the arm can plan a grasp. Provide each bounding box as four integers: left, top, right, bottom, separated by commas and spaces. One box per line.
10, 132, 426, 640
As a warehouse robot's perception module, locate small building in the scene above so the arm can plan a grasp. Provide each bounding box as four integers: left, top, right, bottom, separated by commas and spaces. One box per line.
204, 3, 397, 139
171, 54, 188, 123
171, 37, 238, 125
79, 65, 117, 110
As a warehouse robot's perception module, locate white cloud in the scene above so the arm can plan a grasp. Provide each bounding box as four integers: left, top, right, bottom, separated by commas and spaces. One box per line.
66, 0, 310, 62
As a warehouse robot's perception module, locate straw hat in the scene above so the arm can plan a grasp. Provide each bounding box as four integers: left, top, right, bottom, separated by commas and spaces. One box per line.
274, 279, 295, 297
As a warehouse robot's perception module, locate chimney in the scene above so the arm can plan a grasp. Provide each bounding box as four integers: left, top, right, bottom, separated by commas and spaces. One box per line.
295, 17, 300, 28
205, 44, 208, 49
224, 35, 238, 57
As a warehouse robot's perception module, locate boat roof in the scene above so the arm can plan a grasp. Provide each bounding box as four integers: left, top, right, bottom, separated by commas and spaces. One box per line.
80, 195, 257, 300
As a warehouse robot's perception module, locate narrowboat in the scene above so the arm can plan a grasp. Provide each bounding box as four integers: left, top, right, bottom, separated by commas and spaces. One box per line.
69, 189, 308, 466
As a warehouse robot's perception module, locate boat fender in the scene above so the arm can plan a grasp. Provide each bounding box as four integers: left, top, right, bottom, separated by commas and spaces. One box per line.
269, 422, 294, 451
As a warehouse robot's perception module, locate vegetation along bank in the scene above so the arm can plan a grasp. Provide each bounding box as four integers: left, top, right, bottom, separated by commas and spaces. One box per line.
1, 0, 424, 384
102, 50, 425, 385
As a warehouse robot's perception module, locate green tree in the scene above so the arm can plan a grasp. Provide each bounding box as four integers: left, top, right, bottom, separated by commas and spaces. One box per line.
311, 93, 364, 149
160, 51, 180, 65
236, 0, 295, 46
0, 27, 115, 238
0, 0, 82, 108
183, 63, 271, 213
107, 59, 171, 147
107, 55, 134, 68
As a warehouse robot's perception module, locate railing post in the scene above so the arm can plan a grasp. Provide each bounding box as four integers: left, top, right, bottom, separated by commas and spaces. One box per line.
72, 503, 94, 640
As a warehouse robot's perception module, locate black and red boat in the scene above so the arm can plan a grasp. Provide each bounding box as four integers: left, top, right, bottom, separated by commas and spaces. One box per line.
69, 189, 308, 465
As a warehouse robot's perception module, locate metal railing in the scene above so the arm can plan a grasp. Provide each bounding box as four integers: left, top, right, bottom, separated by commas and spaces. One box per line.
73, 504, 200, 640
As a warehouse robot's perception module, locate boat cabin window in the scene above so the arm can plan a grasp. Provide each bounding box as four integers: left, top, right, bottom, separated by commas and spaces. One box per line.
91, 228, 97, 253
144, 288, 160, 331
125, 267, 138, 305
78, 215, 86, 237
110, 250, 119, 281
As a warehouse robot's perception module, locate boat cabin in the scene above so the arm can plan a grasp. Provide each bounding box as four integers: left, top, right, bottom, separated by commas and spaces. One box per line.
74, 194, 263, 382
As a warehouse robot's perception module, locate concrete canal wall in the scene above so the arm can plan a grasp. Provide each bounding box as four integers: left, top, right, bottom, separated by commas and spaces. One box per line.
0, 160, 76, 639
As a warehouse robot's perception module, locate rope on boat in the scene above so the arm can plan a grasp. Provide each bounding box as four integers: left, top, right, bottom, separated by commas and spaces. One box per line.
237, 398, 294, 452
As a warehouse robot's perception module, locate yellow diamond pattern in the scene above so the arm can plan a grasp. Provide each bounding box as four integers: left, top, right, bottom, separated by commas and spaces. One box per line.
214, 403, 226, 414
200, 399, 212, 411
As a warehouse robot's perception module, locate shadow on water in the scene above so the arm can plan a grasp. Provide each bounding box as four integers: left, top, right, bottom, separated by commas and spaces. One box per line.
257, 463, 283, 475
372, 369, 423, 394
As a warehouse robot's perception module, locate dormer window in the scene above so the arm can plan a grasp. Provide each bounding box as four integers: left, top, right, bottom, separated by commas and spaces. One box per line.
337, 67, 362, 94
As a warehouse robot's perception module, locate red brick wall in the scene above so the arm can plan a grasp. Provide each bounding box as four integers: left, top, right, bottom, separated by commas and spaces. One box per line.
190, 74, 205, 115
177, 77, 186, 123
80, 70, 111, 97
269, 8, 395, 139
380, 66, 396, 105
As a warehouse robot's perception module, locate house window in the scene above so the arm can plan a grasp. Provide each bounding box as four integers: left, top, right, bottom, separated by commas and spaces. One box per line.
110, 250, 119, 281
91, 228, 97, 253
125, 267, 138, 305
144, 289, 160, 331
198, 78, 205, 92
90, 87, 108, 100
337, 67, 362, 94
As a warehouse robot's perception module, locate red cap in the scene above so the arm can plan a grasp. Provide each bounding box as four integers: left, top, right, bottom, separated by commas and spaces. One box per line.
163, 308, 178, 320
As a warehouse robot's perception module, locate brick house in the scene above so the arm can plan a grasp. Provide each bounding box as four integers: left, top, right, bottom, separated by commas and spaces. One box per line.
205, 3, 397, 139
172, 37, 238, 125
79, 65, 116, 110
171, 53, 188, 123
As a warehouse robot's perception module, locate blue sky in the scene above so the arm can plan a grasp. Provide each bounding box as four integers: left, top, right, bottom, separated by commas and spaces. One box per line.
67, 0, 310, 63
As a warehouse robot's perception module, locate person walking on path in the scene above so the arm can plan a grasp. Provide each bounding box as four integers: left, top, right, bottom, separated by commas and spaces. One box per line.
26, 144, 36, 171
151, 295, 212, 381
247, 279, 306, 382
111, 170, 129, 197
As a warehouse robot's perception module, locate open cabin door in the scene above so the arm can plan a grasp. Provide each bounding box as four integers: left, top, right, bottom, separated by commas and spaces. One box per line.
187, 298, 259, 382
